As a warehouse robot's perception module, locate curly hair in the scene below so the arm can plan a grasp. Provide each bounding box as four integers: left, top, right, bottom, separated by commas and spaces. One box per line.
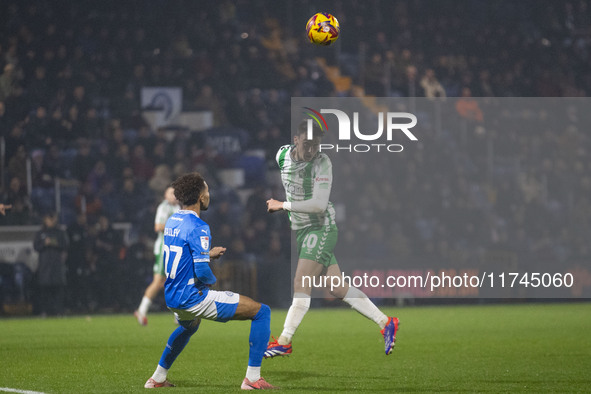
171, 172, 206, 207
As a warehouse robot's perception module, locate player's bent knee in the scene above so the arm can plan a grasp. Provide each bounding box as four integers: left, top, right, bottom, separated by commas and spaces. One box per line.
180, 318, 201, 333
233, 295, 262, 320
329, 286, 349, 299
254, 303, 271, 321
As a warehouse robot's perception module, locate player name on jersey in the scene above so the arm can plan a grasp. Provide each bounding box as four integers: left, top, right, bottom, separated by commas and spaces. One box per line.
164, 228, 181, 237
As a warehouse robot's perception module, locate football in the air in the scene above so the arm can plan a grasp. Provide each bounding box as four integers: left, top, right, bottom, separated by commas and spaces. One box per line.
306, 12, 340, 45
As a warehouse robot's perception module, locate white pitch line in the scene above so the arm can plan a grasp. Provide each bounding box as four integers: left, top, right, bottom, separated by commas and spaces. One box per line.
0, 388, 46, 394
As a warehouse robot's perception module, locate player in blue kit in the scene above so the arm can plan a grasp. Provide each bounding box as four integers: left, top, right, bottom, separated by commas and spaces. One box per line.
144, 172, 277, 390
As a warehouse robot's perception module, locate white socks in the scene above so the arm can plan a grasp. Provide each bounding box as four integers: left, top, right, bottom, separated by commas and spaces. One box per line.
138, 296, 152, 316
278, 292, 310, 345
278, 288, 387, 346
343, 287, 389, 329
151, 365, 168, 383
245, 366, 261, 382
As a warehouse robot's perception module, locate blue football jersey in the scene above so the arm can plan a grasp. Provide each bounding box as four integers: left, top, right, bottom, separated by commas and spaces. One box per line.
162, 210, 216, 309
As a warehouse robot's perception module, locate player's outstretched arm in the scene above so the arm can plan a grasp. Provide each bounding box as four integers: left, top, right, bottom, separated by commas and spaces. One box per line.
209, 246, 226, 259
266, 199, 285, 213
269, 154, 333, 214
266, 183, 330, 214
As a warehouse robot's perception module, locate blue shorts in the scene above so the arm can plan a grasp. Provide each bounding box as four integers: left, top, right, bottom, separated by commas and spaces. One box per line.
168, 290, 240, 324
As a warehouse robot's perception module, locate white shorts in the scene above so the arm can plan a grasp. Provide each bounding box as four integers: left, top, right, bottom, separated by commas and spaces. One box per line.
169, 290, 240, 323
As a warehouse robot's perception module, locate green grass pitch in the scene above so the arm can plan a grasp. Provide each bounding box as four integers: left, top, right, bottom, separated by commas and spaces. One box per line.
1, 303, 590, 393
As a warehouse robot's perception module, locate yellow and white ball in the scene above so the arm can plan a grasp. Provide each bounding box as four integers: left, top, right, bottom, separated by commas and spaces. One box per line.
306, 13, 340, 46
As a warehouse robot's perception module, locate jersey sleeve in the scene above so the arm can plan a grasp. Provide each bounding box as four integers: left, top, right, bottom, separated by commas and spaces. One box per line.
284, 154, 332, 214
187, 223, 216, 286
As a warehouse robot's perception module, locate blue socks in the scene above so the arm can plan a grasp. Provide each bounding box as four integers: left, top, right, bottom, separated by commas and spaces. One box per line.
156, 304, 270, 371
158, 322, 200, 369
248, 304, 271, 367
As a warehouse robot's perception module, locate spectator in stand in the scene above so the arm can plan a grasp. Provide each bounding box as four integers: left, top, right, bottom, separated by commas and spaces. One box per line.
30, 150, 53, 189
476, 70, 494, 97
0, 63, 18, 101
107, 143, 131, 182
365, 53, 386, 96
72, 140, 96, 183
86, 160, 111, 195
131, 145, 154, 183
3, 122, 26, 165
25, 106, 51, 150
420, 69, 447, 99
242, 217, 269, 256
66, 213, 91, 312
7, 144, 27, 181
135, 125, 156, 155
151, 141, 169, 167
402, 65, 420, 97
75, 182, 103, 222
41, 144, 66, 181
0, 177, 30, 225
455, 87, 483, 122
70, 85, 89, 115
65, 105, 84, 139
27, 65, 51, 107
148, 164, 173, 195
93, 215, 123, 309
81, 107, 104, 140
208, 198, 241, 230
4, 85, 28, 125
2, 176, 28, 206
98, 180, 123, 222
48, 107, 74, 147
193, 85, 228, 126
33, 212, 69, 316
105, 121, 126, 149
120, 176, 146, 223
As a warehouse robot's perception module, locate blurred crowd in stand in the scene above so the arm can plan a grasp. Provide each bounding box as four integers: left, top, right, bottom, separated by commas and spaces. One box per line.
0, 0, 590, 313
